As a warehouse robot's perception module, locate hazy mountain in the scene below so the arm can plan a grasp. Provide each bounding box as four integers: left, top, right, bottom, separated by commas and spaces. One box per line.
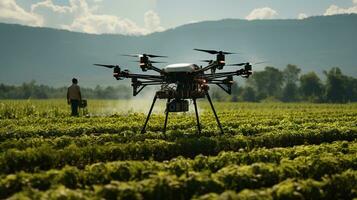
0, 14, 356, 87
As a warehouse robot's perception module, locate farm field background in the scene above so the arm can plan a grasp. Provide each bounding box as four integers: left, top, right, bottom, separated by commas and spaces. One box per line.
0, 100, 357, 199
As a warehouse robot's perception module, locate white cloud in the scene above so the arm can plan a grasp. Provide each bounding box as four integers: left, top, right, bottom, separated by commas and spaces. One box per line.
324, 0, 357, 16
0, 0, 43, 26
65, 14, 147, 35
144, 10, 164, 32
0, 0, 164, 35
298, 13, 308, 20
31, 0, 72, 14
246, 7, 278, 20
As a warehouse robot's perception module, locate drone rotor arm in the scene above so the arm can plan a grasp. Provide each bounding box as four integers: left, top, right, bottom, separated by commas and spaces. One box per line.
202, 69, 250, 80
195, 62, 220, 73
121, 73, 164, 81
130, 77, 164, 96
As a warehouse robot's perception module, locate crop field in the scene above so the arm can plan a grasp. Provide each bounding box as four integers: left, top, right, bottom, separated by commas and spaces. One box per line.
0, 100, 356, 199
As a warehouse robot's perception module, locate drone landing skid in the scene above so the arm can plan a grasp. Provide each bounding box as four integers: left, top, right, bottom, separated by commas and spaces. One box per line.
140, 92, 224, 136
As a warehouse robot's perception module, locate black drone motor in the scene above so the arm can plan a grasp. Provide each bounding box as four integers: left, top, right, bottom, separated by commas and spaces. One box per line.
139, 55, 150, 71
194, 48, 234, 71
244, 63, 253, 77
216, 52, 225, 69
113, 66, 121, 80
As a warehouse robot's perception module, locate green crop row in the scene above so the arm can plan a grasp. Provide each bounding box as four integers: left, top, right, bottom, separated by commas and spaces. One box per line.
1, 127, 356, 175
1, 100, 356, 199
0, 121, 356, 151
194, 170, 357, 200
1, 112, 355, 140
1, 126, 356, 175
0, 142, 357, 197
1, 100, 356, 119
3, 153, 356, 199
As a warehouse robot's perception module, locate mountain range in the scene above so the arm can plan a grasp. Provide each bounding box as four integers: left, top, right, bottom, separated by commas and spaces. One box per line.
0, 14, 356, 87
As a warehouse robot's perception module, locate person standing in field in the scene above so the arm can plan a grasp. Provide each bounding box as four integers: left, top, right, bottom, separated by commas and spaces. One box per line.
67, 78, 82, 116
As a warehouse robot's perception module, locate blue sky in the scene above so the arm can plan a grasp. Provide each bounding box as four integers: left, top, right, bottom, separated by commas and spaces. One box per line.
1, 0, 357, 35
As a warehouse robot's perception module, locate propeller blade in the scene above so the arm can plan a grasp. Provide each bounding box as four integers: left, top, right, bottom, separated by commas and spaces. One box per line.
121, 54, 140, 58
146, 54, 168, 58
194, 48, 219, 54
227, 61, 268, 66
254, 61, 269, 65
94, 64, 117, 68
150, 61, 167, 63
131, 60, 167, 64
222, 51, 236, 55
227, 63, 248, 66
194, 48, 236, 55
200, 60, 213, 63
122, 54, 167, 58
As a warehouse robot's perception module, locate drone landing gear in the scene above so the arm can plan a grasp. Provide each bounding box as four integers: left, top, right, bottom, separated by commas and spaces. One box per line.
140, 94, 224, 136
205, 91, 224, 135
141, 95, 157, 134
193, 98, 201, 134
163, 98, 171, 136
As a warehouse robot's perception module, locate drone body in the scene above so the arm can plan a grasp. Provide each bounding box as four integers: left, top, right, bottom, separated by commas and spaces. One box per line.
94, 49, 253, 135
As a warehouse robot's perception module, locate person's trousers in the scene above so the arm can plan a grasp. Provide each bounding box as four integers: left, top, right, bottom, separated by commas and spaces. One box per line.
70, 99, 79, 116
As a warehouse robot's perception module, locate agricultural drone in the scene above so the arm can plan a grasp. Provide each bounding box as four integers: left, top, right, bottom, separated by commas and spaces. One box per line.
94, 49, 253, 135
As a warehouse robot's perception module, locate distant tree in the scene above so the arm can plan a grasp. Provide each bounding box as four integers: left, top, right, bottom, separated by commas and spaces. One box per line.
346, 76, 357, 102
210, 87, 227, 101
282, 83, 299, 102
324, 67, 357, 103
247, 66, 284, 100
281, 64, 301, 102
21, 81, 36, 99
0, 82, 132, 100
231, 82, 242, 102
241, 86, 257, 102
33, 85, 48, 99
300, 72, 324, 102
283, 64, 301, 83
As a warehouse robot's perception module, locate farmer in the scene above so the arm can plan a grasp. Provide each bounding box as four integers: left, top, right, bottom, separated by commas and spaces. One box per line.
67, 78, 82, 116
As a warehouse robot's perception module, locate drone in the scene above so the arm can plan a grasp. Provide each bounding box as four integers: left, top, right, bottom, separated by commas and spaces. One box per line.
94, 49, 253, 135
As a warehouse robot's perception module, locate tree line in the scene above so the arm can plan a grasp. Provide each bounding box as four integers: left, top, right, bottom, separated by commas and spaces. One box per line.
212, 65, 357, 103
0, 82, 131, 100
0, 66, 356, 103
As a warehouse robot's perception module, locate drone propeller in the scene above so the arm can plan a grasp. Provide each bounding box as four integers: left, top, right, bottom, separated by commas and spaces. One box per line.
121, 54, 139, 58
151, 61, 167, 63
254, 61, 268, 65
94, 64, 119, 68
227, 61, 268, 66
122, 54, 167, 58
200, 60, 213, 63
131, 60, 167, 64
146, 54, 168, 58
194, 48, 235, 55
226, 63, 247, 66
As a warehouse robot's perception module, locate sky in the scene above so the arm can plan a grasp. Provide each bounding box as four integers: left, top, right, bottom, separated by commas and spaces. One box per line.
1, 0, 357, 35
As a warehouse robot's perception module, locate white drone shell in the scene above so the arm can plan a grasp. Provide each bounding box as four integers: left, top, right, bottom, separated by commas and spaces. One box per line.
163, 63, 197, 73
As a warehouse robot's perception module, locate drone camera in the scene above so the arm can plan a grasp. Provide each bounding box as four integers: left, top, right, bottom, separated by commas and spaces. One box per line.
167, 99, 189, 112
